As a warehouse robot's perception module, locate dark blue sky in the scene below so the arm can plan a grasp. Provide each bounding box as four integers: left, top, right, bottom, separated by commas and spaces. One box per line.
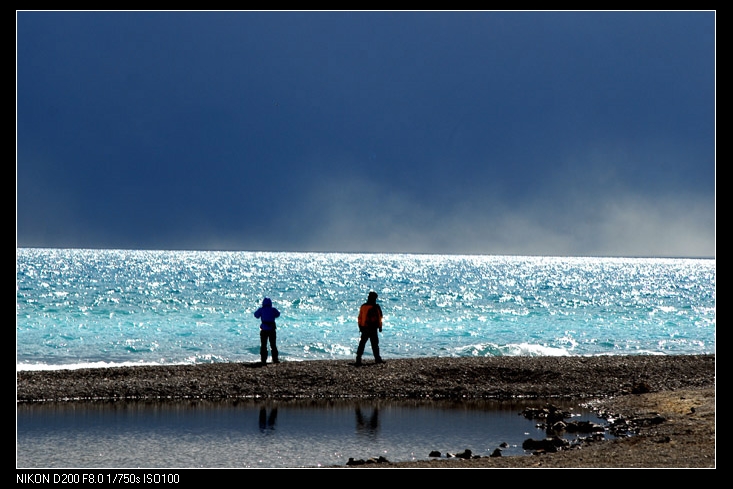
16, 11, 716, 257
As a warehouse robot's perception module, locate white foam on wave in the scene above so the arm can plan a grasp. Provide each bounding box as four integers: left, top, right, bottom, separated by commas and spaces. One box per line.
503, 342, 570, 356
16, 360, 171, 372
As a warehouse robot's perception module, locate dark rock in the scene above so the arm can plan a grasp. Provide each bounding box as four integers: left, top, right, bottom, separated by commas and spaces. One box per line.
522, 436, 570, 453
635, 414, 666, 426
521, 404, 572, 423
365, 456, 389, 464
490, 448, 502, 457
549, 420, 567, 433
429, 450, 442, 457
347, 455, 389, 465
631, 382, 651, 394
564, 420, 605, 433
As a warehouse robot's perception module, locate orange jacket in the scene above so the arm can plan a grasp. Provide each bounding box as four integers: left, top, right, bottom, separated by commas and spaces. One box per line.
358, 303, 383, 328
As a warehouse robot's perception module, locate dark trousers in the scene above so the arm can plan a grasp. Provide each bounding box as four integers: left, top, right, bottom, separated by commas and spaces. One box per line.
260, 329, 278, 363
356, 327, 381, 360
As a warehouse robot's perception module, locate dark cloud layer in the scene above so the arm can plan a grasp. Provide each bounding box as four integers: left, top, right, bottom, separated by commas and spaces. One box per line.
16, 11, 715, 257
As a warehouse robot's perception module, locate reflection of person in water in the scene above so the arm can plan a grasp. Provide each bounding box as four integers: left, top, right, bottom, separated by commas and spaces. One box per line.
355, 405, 380, 436
259, 406, 278, 431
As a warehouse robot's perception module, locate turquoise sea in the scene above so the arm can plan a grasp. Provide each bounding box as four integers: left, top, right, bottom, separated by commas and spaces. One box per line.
16, 248, 716, 370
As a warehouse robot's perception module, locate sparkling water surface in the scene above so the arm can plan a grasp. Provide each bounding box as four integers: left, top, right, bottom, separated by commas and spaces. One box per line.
16, 248, 715, 370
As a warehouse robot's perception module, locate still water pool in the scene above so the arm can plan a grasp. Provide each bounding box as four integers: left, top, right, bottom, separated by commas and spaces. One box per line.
17, 398, 610, 468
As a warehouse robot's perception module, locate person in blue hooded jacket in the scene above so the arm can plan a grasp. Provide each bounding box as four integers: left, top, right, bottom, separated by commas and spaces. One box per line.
254, 297, 280, 365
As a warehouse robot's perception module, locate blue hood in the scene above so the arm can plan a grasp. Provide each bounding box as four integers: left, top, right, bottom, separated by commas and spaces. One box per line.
262, 297, 272, 307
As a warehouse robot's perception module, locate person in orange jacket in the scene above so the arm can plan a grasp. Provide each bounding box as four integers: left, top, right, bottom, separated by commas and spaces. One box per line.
356, 291, 385, 366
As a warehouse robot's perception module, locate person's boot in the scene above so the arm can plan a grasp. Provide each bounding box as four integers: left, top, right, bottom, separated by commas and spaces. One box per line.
373, 346, 384, 364
272, 351, 279, 364
355, 355, 362, 366
260, 345, 268, 366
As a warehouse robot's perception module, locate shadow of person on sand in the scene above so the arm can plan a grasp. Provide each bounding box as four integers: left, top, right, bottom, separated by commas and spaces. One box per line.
244, 361, 267, 368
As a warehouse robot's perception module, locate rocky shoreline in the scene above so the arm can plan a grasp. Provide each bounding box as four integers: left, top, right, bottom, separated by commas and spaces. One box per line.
17, 354, 716, 468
